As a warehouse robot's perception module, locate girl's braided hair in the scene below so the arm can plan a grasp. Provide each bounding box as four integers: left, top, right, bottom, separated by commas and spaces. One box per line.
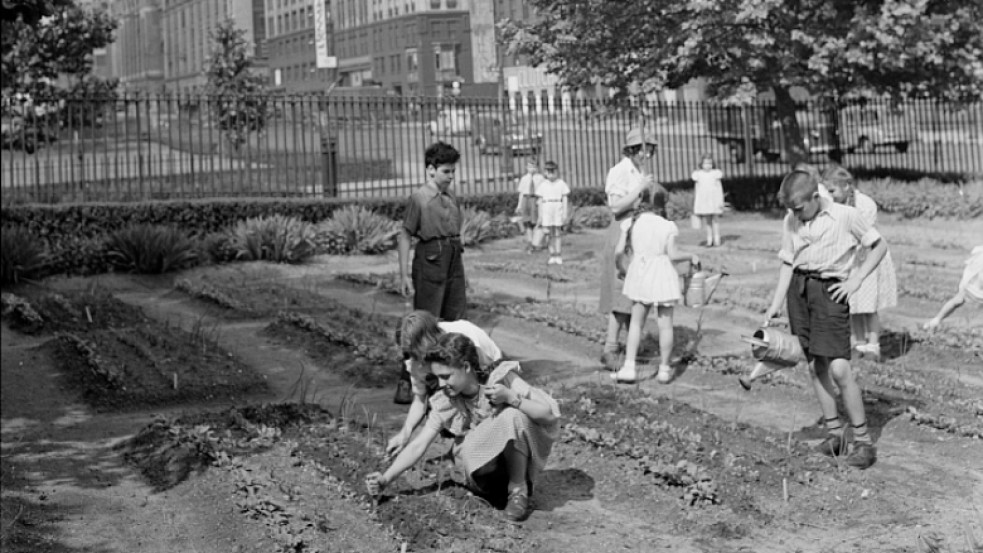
423, 333, 487, 383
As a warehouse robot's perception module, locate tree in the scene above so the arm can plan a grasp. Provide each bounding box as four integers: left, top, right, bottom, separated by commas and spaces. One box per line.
502, 0, 983, 164
204, 19, 269, 151
1, 0, 117, 96
1, 0, 72, 24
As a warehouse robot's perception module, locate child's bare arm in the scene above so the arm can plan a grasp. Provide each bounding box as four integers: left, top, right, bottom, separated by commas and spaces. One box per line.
924, 289, 967, 329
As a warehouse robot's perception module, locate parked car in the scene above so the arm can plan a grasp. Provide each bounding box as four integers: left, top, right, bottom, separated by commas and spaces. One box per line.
704, 104, 835, 163
1, 116, 58, 154
428, 107, 471, 136
472, 114, 544, 157
838, 105, 912, 153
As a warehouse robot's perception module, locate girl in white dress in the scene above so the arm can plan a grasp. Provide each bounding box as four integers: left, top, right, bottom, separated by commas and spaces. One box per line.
537, 160, 571, 265
692, 154, 725, 247
612, 186, 699, 384
821, 165, 898, 361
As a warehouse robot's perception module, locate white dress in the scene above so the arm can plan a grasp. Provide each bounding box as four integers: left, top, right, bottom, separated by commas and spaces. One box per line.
960, 246, 983, 304
621, 213, 682, 305
536, 178, 570, 227
848, 192, 898, 314
692, 168, 724, 215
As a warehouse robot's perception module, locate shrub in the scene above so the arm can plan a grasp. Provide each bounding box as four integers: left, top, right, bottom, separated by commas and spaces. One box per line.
313, 205, 399, 255
229, 214, 316, 263
1, 226, 47, 285
565, 205, 612, 233
460, 207, 496, 247
45, 234, 113, 277
199, 231, 239, 265
105, 224, 200, 274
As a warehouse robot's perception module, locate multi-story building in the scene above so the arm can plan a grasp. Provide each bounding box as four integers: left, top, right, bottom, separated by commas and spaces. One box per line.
264, 0, 337, 93
160, 0, 267, 92
106, 0, 165, 92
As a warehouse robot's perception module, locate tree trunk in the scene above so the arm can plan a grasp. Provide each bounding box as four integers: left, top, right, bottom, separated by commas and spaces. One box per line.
772, 85, 808, 167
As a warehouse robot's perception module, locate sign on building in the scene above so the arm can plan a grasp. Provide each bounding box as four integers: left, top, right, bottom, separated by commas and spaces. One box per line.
313, 0, 336, 69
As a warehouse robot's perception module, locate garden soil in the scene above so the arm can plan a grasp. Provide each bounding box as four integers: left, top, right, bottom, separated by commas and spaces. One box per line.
2, 213, 981, 553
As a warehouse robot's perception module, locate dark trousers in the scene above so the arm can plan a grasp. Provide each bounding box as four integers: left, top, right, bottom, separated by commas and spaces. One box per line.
412, 238, 467, 322
786, 272, 852, 361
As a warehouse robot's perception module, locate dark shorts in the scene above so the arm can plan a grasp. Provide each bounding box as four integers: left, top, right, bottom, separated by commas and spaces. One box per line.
786, 272, 851, 360
413, 238, 467, 321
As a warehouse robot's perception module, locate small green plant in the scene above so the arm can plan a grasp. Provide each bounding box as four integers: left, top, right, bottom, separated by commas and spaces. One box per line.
313, 205, 399, 255
198, 231, 239, 264
0, 226, 47, 285
564, 205, 612, 233
229, 214, 316, 263
459, 207, 495, 247
105, 224, 199, 274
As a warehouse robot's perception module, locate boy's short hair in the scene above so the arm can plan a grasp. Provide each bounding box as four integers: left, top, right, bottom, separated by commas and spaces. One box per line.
526, 160, 539, 169
425, 141, 461, 169
543, 160, 558, 171
780, 170, 819, 207
820, 164, 854, 187
398, 310, 442, 360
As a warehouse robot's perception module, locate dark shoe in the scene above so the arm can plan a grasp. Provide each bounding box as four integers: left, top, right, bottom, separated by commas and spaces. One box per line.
393, 378, 413, 405
845, 442, 877, 469
503, 488, 530, 522
600, 351, 621, 371
814, 434, 847, 457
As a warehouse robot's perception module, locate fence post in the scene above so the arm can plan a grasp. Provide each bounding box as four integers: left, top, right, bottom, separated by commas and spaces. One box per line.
321, 132, 337, 197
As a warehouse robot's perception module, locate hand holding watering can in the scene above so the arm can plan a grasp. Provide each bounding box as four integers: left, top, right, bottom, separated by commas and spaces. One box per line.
738, 317, 807, 390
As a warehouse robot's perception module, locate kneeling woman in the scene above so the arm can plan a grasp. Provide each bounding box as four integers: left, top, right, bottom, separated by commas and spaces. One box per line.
365, 333, 560, 522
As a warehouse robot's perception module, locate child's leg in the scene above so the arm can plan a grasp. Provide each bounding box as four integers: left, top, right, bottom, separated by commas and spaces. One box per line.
656, 305, 674, 366
865, 313, 881, 349
811, 357, 844, 430
711, 215, 721, 246
702, 215, 713, 244
850, 314, 867, 347
623, 302, 651, 368
554, 231, 562, 259
828, 357, 871, 444
502, 440, 530, 494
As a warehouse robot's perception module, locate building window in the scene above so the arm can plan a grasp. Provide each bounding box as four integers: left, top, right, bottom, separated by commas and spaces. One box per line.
446, 0, 457, 7
406, 48, 418, 71
430, 0, 440, 9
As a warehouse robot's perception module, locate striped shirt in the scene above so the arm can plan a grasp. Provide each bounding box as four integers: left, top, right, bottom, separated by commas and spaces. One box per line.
778, 198, 881, 280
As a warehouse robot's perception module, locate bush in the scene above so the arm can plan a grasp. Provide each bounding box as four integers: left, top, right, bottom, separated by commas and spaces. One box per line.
566, 205, 612, 233
199, 231, 239, 264
229, 214, 316, 263
44, 234, 113, 277
862, 179, 982, 220
1, 226, 47, 285
105, 224, 200, 274
460, 207, 496, 247
313, 205, 399, 255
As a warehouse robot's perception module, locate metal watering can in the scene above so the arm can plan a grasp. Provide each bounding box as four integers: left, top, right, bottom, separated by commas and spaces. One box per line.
738, 319, 807, 390
681, 263, 725, 307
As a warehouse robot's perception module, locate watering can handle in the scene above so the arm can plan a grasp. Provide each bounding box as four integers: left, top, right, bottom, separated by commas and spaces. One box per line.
763, 316, 790, 327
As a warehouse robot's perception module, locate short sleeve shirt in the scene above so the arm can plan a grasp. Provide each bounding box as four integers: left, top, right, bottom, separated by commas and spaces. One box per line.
406, 320, 503, 397
536, 178, 570, 202
403, 183, 462, 241
778, 198, 882, 280
852, 191, 878, 227
517, 173, 544, 196
605, 157, 643, 210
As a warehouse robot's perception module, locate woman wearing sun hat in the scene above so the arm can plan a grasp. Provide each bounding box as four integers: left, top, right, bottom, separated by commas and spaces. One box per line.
598, 128, 663, 370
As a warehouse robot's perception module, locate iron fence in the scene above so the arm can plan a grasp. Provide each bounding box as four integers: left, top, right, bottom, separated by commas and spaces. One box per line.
2, 94, 980, 205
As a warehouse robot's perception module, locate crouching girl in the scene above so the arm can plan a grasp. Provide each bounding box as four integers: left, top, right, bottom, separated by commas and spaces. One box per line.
366, 333, 560, 522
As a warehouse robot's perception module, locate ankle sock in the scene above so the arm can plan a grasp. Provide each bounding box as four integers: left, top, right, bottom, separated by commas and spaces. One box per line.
852, 422, 872, 444
825, 417, 844, 437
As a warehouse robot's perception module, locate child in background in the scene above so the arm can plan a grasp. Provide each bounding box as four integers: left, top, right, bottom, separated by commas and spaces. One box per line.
515, 160, 545, 253
924, 245, 983, 329
612, 185, 699, 384
691, 154, 725, 247
537, 160, 571, 265
386, 310, 503, 459
367, 333, 560, 523
822, 165, 897, 360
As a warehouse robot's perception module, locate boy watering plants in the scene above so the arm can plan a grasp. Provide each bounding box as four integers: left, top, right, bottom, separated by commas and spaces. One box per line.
763, 169, 889, 469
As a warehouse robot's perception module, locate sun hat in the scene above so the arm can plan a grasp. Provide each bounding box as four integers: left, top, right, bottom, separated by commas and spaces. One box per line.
624, 128, 657, 148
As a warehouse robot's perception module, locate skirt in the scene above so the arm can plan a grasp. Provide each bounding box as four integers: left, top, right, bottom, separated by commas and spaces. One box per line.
622, 254, 682, 305
849, 249, 898, 314
598, 218, 634, 315
453, 408, 556, 495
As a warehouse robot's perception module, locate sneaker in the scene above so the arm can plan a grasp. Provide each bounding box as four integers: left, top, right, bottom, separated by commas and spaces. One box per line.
856, 343, 881, 361
610, 365, 637, 383
844, 442, 877, 469
503, 488, 530, 522
393, 378, 413, 405
656, 364, 674, 384
546, 256, 556, 265
555, 257, 563, 265
600, 351, 621, 371
813, 434, 847, 457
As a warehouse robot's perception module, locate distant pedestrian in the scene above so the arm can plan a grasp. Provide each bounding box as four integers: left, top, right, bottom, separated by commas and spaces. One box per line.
386, 310, 503, 458
366, 333, 560, 523
692, 154, 725, 247
763, 169, 889, 469
822, 165, 897, 360
515, 160, 545, 253
923, 245, 983, 330
537, 160, 571, 265
599, 128, 661, 370
394, 141, 466, 404
612, 185, 699, 384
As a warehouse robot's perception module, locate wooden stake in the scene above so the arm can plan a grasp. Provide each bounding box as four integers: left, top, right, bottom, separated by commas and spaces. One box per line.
85, 306, 93, 323
173, 372, 178, 390
783, 478, 789, 502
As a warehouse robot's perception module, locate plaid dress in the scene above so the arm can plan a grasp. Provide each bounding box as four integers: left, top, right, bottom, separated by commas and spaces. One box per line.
424, 361, 560, 494
848, 192, 897, 314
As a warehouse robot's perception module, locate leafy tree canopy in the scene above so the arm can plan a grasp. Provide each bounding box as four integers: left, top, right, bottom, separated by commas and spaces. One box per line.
1, 0, 117, 96
1, 0, 71, 24
205, 19, 269, 150
502, 0, 983, 104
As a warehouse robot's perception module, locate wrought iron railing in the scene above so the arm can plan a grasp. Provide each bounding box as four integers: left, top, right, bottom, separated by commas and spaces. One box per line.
1, 94, 980, 205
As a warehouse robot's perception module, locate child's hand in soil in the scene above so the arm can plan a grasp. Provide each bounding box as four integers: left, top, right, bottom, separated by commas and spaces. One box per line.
365, 472, 388, 496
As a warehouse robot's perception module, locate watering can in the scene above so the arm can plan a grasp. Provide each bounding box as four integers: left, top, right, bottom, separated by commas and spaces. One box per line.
681, 263, 725, 307
738, 319, 807, 390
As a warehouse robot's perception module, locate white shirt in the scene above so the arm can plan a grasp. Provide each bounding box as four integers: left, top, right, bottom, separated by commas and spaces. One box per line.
778, 198, 881, 280
605, 157, 644, 210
